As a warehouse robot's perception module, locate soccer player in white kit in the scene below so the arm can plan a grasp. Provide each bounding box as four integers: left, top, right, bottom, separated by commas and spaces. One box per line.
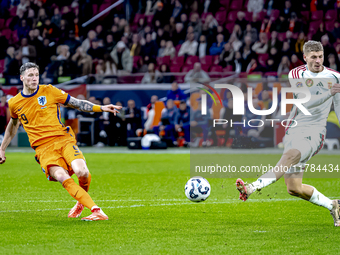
236, 41, 340, 227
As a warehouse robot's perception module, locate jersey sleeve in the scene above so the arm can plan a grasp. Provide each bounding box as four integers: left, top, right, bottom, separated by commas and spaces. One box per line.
8, 98, 18, 119
48, 85, 70, 105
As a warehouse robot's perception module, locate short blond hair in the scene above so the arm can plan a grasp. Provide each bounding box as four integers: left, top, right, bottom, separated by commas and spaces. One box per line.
303, 40, 323, 55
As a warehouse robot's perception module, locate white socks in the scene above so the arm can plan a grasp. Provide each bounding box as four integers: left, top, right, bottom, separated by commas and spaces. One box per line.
251, 171, 277, 190
309, 188, 333, 210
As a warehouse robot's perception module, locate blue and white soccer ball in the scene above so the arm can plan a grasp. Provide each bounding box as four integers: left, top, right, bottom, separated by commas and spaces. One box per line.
185, 177, 211, 202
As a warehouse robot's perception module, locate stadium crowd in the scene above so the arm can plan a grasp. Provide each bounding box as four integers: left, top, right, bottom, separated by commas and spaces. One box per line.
1, 0, 340, 147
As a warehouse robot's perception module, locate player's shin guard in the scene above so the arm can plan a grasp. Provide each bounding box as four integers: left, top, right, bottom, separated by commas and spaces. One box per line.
309, 187, 333, 210
62, 178, 96, 209
79, 172, 91, 192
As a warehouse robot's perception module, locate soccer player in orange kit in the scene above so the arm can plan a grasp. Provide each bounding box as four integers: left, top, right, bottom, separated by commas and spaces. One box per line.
0, 62, 122, 221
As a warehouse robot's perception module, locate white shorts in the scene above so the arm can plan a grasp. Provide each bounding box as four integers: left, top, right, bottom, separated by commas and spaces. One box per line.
283, 129, 325, 174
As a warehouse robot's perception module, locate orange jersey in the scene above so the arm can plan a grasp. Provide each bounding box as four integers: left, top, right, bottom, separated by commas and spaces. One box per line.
8, 84, 71, 148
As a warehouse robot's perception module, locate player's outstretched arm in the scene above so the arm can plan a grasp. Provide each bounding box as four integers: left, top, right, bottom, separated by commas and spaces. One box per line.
0, 118, 20, 164
66, 96, 122, 115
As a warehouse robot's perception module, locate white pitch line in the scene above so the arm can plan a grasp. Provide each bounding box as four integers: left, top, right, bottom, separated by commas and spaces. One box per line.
0, 198, 309, 213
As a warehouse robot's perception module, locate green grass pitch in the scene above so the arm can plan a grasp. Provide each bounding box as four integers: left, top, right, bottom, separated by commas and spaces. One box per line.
1, 152, 339, 254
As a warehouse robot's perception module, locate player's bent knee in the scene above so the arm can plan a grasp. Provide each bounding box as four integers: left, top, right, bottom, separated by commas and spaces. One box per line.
49, 166, 71, 183
71, 159, 89, 178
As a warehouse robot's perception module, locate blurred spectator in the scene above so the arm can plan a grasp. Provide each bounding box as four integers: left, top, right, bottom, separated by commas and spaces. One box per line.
109, 101, 127, 146
184, 63, 210, 83
51, 8, 62, 28
4, 47, 15, 74
247, 0, 264, 17
95, 24, 106, 41
219, 43, 234, 68
277, 56, 290, 76
328, 54, 339, 71
246, 57, 263, 73
326, 110, 340, 140
58, 19, 69, 40
167, 82, 186, 101
40, 38, 56, 72
180, 13, 189, 31
175, 100, 190, 143
197, 35, 208, 58
55, 45, 70, 61
243, 24, 258, 44
252, 32, 268, 54
205, 14, 218, 30
161, 41, 176, 59
217, 25, 231, 43
158, 40, 167, 57
105, 34, 116, 54
202, 0, 221, 15
19, 37, 36, 64
125, 99, 142, 137
146, 95, 159, 111
188, 13, 202, 40
272, 16, 289, 33
295, 32, 305, 60
240, 35, 254, 69
331, 21, 340, 42
290, 54, 304, 69
261, 90, 272, 110
280, 0, 295, 19
140, 33, 158, 65
172, 0, 183, 21
154, 99, 178, 143
61, 6, 75, 28
87, 38, 105, 61
229, 33, 243, 52
268, 31, 282, 52
81, 30, 97, 53
71, 46, 93, 75
141, 63, 162, 83
157, 64, 174, 83
16, 19, 31, 40
321, 35, 339, 67
61, 30, 81, 55
312, 22, 327, 42
155, 28, 170, 47
152, 1, 168, 28
111, 25, 122, 43
5, 51, 22, 76
42, 18, 59, 40
231, 51, 244, 73
266, 58, 278, 72
235, 11, 248, 32
232, 24, 243, 41
130, 33, 142, 57
209, 34, 226, 56
178, 32, 198, 56
281, 40, 293, 57
110, 41, 133, 74
190, 98, 210, 145
101, 53, 117, 84
172, 23, 186, 46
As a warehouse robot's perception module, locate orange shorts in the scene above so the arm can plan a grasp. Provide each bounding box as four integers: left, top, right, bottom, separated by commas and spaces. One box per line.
35, 133, 85, 182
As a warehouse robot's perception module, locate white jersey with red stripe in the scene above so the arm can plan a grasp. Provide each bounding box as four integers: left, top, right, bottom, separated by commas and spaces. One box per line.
286, 64, 340, 135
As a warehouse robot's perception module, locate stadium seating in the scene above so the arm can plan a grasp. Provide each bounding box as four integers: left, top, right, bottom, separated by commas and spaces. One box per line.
185, 56, 199, 66
229, 0, 243, 10
0, 19, 5, 30
325, 10, 337, 21
310, 10, 323, 21
215, 10, 227, 25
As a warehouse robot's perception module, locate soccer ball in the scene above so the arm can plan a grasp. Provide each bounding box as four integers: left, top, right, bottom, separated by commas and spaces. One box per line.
185, 177, 211, 202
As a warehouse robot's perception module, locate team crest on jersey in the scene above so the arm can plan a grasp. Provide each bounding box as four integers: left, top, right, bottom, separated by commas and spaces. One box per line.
296, 82, 303, 88
306, 79, 313, 87
38, 96, 47, 106
328, 82, 333, 89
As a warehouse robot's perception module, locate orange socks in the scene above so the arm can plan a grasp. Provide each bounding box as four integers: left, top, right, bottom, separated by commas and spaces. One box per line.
62, 178, 96, 210
79, 173, 91, 192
